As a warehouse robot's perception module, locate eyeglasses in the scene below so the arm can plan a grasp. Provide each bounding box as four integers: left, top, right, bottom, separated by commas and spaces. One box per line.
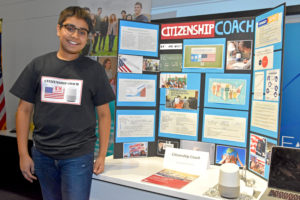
60, 24, 89, 37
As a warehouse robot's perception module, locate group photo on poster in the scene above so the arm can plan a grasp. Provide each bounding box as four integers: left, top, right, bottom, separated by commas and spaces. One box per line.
165, 89, 198, 110
79, 0, 151, 56
123, 142, 148, 158
160, 73, 187, 89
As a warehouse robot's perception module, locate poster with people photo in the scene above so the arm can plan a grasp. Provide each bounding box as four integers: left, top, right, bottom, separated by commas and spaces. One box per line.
98, 57, 117, 93
123, 142, 148, 158
226, 40, 253, 70
78, 0, 151, 57
249, 133, 277, 179
216, 145, 246, 167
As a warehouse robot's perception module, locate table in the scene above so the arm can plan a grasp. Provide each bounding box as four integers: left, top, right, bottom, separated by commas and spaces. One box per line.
91, 156, 267, 200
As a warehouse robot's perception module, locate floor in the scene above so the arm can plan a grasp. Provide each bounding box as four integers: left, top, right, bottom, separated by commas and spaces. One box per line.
0, 136, 43, 200
0, 177, 42, 200
0, 189, 42, 200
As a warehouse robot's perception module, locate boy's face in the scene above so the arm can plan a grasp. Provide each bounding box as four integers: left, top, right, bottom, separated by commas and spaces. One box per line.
56, 16, 88, 59
134, 4, 142, 16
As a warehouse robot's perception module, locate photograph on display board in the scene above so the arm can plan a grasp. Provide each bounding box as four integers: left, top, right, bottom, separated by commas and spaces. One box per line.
250, 134, 267, 158
160, 73, 187, 89
143, 58, 160, 72
159, 54, 182, 72
204, 73, 251, 110
226, 40, 252, 70
165, 89, 198, 110
98, 56, 117, 93
118, 54, 143, 73
216, 145, 246, 167
249, 154, 265, 176
123, 142, 148, 158
78, 0, 152, 56
266, 141, 276, 165
157, 138, 180, 156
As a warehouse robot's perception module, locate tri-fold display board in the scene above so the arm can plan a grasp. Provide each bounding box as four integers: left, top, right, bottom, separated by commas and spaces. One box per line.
113, 4, 286, 180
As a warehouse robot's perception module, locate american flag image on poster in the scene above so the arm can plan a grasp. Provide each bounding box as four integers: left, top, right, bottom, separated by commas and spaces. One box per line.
118, 54, 143, 73
44, 86, 65, 99
0, 19, 6, 130
250, 134, 262, 154
118, 57, 132, 73
190, 47, 216, 62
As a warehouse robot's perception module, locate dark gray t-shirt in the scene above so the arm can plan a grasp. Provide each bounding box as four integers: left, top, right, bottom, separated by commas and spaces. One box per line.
10, 52, 115, 159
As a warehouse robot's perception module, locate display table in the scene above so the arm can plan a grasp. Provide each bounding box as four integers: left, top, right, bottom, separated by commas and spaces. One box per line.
91, 156, 267, 200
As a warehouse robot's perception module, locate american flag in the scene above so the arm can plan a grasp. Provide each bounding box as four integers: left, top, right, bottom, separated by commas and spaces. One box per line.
0, 21, 7, 130
250, 134, 262, 154
191, 54, 216, 62
118, 58, 132, 73
200, 54, 216, 62
44, 86, 65, 99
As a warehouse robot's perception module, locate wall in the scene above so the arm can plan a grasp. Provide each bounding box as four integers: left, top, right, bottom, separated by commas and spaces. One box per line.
0, 0, 77, 129
280, 22, 300, 147
151, 0, 300, 19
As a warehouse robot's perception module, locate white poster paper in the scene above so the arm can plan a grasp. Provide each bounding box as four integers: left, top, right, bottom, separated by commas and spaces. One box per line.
118, 79, 155, 102
255, 13, 282, 48
254, 46, 274, 70
117, 115, 154, 137
204, 114, 246, 143
254, 71, 265, 100
120, 26, 157, 52
164, 148, 209, 176
160, 43, 182, 50
251, 101, 278, 132
265, 69, 280, 101
160, 111, 197, 136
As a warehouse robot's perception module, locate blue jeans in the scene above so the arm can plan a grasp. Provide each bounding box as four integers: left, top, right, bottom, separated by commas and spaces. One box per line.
32, 147, 94, 200
108, 35, 115, 51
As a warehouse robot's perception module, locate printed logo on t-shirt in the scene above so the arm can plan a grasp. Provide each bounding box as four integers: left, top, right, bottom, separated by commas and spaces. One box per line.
41, 76, 83, 105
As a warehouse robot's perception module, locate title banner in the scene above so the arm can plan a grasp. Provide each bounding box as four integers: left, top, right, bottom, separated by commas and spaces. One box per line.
161, 21, 215, 40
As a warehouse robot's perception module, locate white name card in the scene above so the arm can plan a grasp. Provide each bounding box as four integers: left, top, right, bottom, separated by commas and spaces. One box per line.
164, 148, 209, 176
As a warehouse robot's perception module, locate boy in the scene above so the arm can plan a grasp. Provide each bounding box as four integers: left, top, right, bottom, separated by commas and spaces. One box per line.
10, 6, 115, 200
